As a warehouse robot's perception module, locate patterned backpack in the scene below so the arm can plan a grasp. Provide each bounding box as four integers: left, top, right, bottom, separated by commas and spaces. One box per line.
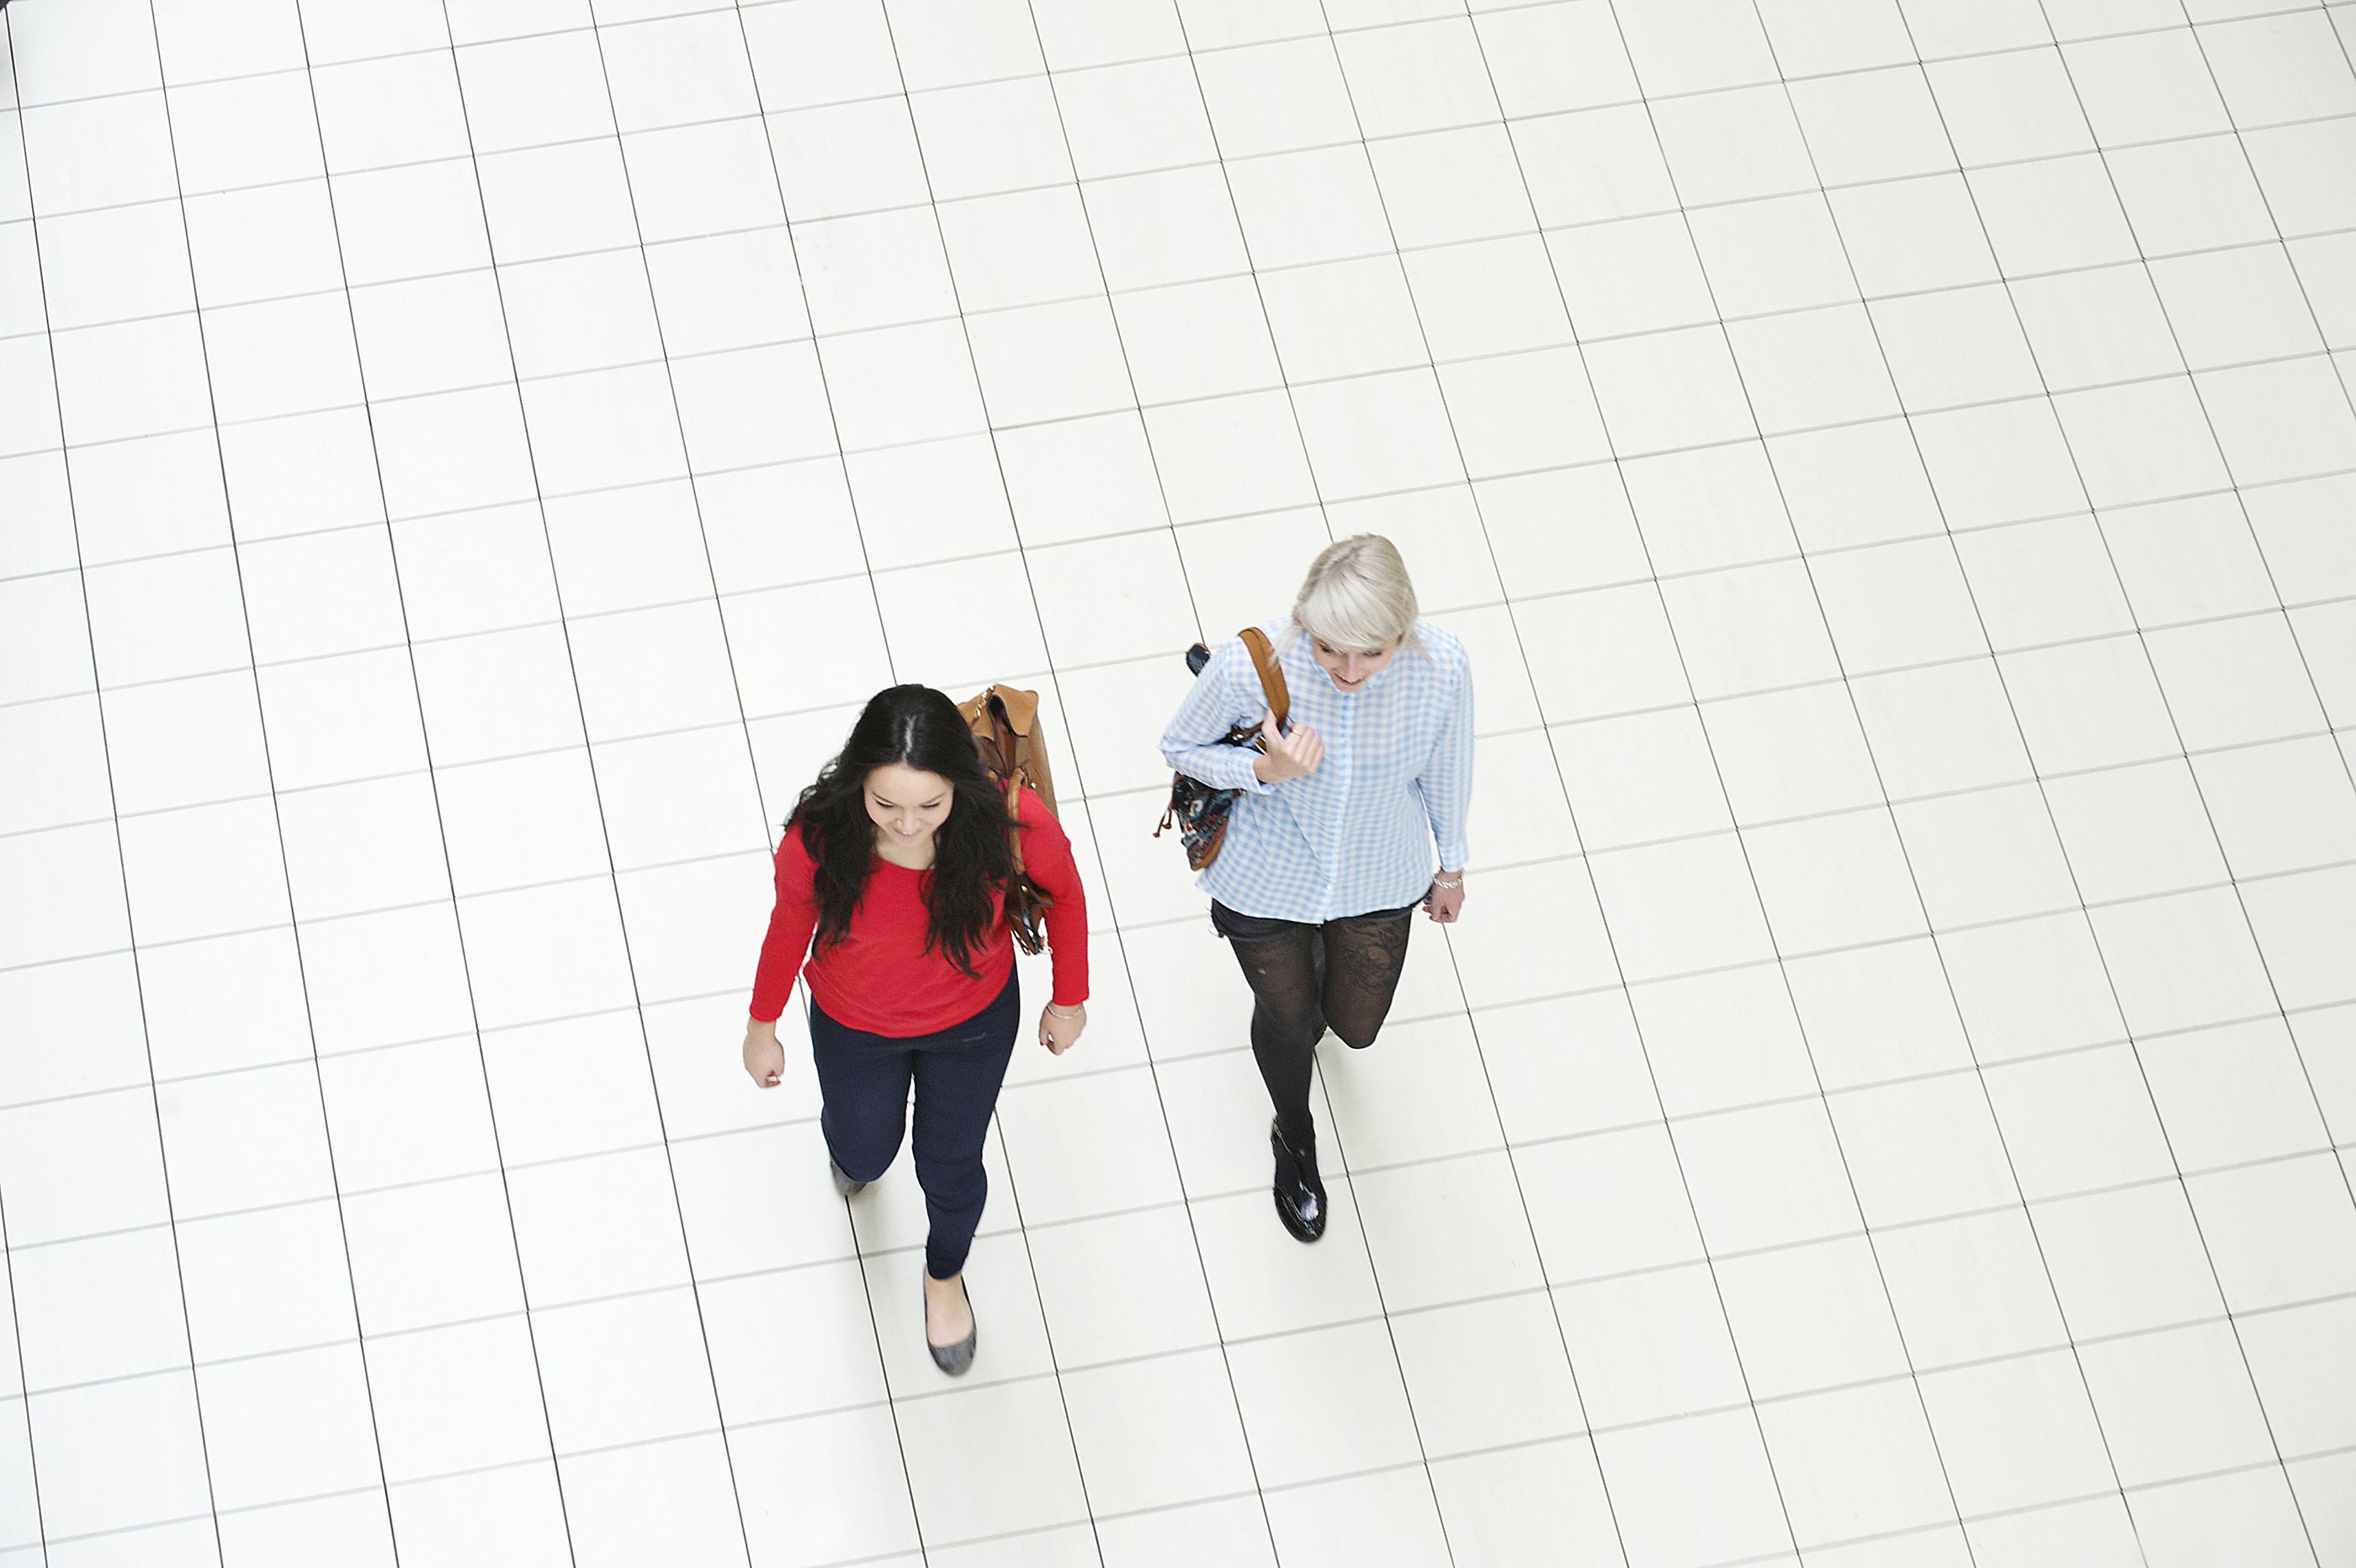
1154, 628, 1290, 872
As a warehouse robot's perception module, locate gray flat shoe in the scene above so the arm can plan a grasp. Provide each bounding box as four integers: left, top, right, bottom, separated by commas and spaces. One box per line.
828, 1157, 865, 1199
926, 1274, 976, 1377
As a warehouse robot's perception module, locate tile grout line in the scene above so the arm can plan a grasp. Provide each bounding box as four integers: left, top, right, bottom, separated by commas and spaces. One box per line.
6, 853, 2354, 1029
2002, 6, 2351, 1555
501, 0, 903, 1557
382, 0, 788, 1554
4, 8, 231, 1564
1000, 0, 1299, 1559
1667, 7, 2177, 1555
11, 388, 2356, 586
709, 3, 976, 1555
0, 16, 51, 1556
1818, 4, 2323, 1554
6, 1099, 2345, 1269
1297, 7, 1664, 1564
13, 1202, 2354, 1416
18, 524, 2356, 680
24, 1433, 2353, 1568
35, 1422, 2333, 1568
2169, 0, 2356, 1169
553, 10, 855, 1563
21, 257, 2356, 437
5, 437, 2356, 597
1540, 2, 1935, 1554
12, 204, 2356, 395
5, 690, 2356, 848
2102, 17, 2356, 1171
139, 0, 430, 1555
830, 3, 1091, 1559
284, 3, 605, 1560
7, 5, 2356, 1560
1613, 0, 2356, 1550
13, 36, 2355, 197
1, 0, 2332, 109
1729, 10, 2223, 1556
1167, 4, 1492, 1558
847, 3, 1267, 1558
1599, 2, 2113, 1554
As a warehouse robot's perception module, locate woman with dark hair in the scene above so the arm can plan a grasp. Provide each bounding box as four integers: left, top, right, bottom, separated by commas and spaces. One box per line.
743, 685, 1089, 1375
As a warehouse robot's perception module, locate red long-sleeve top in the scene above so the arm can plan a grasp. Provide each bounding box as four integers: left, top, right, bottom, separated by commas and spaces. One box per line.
749, 787, 1089, 1036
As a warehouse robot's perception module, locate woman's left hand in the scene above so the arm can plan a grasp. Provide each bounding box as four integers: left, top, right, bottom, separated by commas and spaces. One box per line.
1424, 871, 1466, 924
1039, 1003, 1087, 1055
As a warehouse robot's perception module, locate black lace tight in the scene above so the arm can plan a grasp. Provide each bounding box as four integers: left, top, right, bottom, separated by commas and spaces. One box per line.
1212, 901, 1414, 1149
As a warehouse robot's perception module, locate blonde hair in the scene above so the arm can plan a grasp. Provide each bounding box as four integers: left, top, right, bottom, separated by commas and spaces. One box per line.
1292, 534, 1419, 653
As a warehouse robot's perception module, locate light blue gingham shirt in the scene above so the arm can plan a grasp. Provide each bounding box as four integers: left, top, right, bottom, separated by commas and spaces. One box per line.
1160, 618, 1474, 923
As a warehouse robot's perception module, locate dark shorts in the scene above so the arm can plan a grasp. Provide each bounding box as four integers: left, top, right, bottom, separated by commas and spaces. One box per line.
1210, 899, 1419, 941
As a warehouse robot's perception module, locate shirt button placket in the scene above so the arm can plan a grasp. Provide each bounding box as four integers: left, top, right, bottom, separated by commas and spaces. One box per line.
1329, 692, 1354, 919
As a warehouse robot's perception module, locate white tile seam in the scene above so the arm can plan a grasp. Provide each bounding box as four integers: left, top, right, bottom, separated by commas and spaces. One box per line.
9, 2, 2356, 1559
12, 1185, 2355, 1388
1543, 5, 2002, 1549
8, 0, 2339, 119
1808, 3, 2344, 1554
2022, 12, 2356, 1550
15, 454, 2356, 626
11, 203, 2356, 357
4, 11, 238, 1560
14, 97, 2356, 264
16, 1366, 2343, 1565
11, 638, 2356, 850
8, 1041, 2348, 1236
98, 5, 423, 1518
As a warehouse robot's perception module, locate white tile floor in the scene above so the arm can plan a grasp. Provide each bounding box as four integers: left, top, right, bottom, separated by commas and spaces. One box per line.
3, 0, 2355, 1563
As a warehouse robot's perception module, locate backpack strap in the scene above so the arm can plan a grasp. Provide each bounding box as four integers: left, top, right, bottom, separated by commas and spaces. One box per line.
983, 690, 1029, 882
1238, 627, 1289, 734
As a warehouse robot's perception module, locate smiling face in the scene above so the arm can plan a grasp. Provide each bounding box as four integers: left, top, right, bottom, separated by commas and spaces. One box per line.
1310, 635, 1401, 693
865, 761, 954, 851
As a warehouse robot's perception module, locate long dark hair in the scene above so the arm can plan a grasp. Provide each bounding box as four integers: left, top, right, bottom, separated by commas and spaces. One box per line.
792, 685, 1017, 977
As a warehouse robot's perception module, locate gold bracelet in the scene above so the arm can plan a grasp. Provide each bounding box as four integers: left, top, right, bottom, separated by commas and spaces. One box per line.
1046, 1002, 1085, 1017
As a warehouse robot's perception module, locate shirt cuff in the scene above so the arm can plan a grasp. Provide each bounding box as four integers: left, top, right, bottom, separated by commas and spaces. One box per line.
1215, 749, 1270, 793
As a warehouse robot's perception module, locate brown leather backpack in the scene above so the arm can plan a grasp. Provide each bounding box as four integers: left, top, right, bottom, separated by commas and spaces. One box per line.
958, 685, 1056, 954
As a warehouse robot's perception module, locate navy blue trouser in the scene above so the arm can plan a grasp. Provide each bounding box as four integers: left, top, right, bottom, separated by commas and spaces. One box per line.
809, 969, 1019, 1280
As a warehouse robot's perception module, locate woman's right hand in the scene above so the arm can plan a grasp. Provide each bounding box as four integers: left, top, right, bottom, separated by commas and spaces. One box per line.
1254, 709, 1323, 783
743, 1020, 784, 1089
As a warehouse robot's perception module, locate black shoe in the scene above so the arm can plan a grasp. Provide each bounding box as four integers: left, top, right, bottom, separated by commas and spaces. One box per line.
1270, 1119, 1328, 1243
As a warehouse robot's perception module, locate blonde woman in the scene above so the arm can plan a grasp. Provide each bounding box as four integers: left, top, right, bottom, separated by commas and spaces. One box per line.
1159, 535, 1473, 1242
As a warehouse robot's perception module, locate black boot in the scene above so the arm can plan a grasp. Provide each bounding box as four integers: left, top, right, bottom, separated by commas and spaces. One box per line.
1270, 1119, 1328, 1243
